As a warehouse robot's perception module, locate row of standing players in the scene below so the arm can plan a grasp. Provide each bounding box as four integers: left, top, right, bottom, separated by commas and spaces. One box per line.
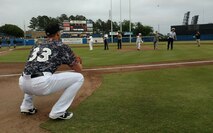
87, 32, 144, 51
88, 29, 201, 51
0, 30, 201, 50
88, 34, 111, 51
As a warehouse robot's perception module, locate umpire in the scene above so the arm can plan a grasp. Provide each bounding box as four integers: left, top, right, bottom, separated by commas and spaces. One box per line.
19, 22, 84, 120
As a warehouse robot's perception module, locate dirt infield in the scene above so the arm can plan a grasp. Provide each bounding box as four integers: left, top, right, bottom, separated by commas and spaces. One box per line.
1, 60, 213, 133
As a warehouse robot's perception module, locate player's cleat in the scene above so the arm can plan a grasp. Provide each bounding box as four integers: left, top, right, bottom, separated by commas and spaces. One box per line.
21, 108, 37, 115
50, 111, 73, 120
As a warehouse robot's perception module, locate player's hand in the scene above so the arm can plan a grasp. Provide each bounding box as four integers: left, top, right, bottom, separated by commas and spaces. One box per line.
76, 56, 82, 64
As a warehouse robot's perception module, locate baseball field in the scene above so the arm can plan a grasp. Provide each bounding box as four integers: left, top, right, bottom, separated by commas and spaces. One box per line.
0, 41, 213, 133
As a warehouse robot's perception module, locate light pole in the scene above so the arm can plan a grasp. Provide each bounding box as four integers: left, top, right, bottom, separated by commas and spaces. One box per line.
157, 4, 160, 32
110, 0, 113, 43
120, 0, 122, 32
129, 0, 131, 43
23, 20, 26, 46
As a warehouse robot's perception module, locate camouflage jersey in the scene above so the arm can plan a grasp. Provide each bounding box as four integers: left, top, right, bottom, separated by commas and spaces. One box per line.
23, 40, 76, 75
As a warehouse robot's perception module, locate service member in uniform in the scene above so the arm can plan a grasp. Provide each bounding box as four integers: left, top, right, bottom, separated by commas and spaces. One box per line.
104, 34, 109, 50
19, 23, 84, 120
117, 32, 122, 49
167, 28, 177, 50
153, 31, 159, 50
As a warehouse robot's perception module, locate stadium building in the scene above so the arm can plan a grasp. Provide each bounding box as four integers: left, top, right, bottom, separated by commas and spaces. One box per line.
171, 11, 213, 40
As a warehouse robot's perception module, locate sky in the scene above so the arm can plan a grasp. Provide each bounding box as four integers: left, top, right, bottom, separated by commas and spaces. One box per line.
0, 0, 212, 34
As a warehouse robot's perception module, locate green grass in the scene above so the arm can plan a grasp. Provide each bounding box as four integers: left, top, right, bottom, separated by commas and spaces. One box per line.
41, 66, 213, 133
73, 42, 213, 68
1, 41, 213, 132
1, 42, 213, 67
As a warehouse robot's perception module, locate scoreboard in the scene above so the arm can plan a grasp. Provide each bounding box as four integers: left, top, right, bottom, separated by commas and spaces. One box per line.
62, 20, 93, 33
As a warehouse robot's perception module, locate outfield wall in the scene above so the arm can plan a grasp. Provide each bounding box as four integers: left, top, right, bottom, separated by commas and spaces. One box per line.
177, 34, 213, 41
0, 38, 35, 47
0, 35, 212, 47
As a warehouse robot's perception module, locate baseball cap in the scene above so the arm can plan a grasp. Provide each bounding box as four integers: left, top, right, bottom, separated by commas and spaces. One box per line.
45, 23, 62, 36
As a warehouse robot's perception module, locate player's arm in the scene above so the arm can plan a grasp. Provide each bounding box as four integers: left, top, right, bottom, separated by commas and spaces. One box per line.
174, 33, 177, 40
62, 44, 83, 72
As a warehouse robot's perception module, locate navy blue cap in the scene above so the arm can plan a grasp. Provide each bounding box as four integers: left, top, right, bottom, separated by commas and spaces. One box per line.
45, 23, 62, 36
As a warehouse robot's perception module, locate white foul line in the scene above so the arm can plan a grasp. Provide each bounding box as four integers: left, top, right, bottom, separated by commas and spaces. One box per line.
82, 60, 213, 71
0, 60, 213, 78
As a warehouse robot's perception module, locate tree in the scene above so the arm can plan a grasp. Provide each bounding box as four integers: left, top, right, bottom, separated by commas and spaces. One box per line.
29, 16, 60, 31
132, 22, 153, 36
93, 19, 104, 34
27, 14, 154, 36
142, 25, 153, 36
133, 22, 143, 35
112, 21, 120, 32
75, 15, 86, 20
28, 17, 38, 30
0, 24, 24, 37
57, 14, 69, 23
37, 15, 51, 30
69, 15, 75, 20
122, 20, 134, 33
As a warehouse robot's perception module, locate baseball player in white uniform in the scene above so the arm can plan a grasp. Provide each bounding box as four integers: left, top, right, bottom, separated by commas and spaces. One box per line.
136, 33, 143, 50
88, 36, 93, 50
19, 23, 84, 120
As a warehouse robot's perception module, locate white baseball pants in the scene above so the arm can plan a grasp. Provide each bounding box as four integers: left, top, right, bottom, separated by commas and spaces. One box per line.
19, 72, 84, 119
89, 41, 93, 50
136, 43, 141, 50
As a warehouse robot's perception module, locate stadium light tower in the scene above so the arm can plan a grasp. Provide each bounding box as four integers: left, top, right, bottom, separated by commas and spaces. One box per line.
157, 4, 160, 32
23, 20, 26, 46
129, 0, 131, 43
120, 0, 122, 32
110, 0, 113, 43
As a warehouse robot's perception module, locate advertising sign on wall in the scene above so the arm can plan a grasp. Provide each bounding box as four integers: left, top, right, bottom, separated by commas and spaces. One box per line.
62, 38, 83, 44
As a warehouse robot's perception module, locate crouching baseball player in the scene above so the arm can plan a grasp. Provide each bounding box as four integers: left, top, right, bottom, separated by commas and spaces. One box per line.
19, 23, 84, 120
